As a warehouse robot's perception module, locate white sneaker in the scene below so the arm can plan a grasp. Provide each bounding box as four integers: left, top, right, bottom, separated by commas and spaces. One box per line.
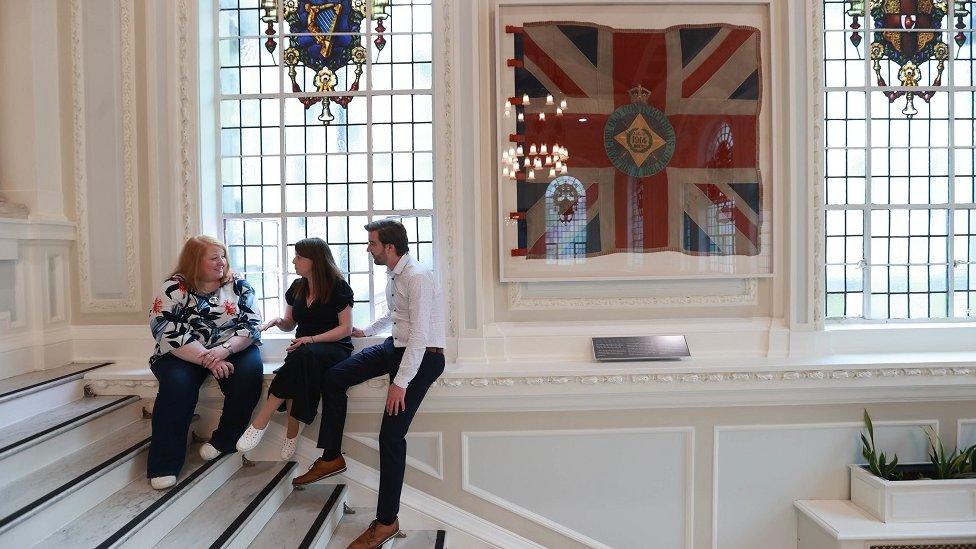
236, 425, 265, 452
199, 442, 221, 460
280, 436, 298, 460
150, 475, 176, 490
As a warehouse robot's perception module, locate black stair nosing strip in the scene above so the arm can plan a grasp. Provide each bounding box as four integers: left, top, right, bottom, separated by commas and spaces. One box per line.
0, 434, 152, 530
208, 460, 298, 549
94, 452, 231, 549
296, 484, 346, 549
0, 362, 114, 400
435, 529, 446, 549
0, 395, 138, 456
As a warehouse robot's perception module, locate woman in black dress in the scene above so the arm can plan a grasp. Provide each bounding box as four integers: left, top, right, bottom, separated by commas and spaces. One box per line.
236, 237, 354, 459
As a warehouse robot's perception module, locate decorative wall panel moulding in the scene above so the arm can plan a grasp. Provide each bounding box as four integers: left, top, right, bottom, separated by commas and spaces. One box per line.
438, 0, 459, 337
71, 0, 141, 313
508, 278, 759, 310
461, 427, 694, 549
178, 0, 196, 242
809, 0, 826, 330
346, 431, 444, 480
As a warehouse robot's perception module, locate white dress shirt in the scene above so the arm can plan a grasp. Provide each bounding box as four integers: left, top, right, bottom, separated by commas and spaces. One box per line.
362, 253, 445, 388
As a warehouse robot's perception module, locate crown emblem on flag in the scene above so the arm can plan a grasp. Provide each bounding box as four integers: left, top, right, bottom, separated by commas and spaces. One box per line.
629, 85, 652, 104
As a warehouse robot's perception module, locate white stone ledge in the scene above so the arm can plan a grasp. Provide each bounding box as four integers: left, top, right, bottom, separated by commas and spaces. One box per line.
83, 352, 976, 412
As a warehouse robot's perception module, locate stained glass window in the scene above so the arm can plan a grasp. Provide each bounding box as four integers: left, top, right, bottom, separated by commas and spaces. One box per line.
216, 0, 435, 327
544, 176, 587, 259
822, 0, 976, 320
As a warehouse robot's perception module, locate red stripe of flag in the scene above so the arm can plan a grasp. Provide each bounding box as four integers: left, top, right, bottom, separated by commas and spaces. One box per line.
681, 30, 753, 98
522, 35, 589, 98
611, 32, 668, 110
523, 115, 609, 168
669, 114, 758, 169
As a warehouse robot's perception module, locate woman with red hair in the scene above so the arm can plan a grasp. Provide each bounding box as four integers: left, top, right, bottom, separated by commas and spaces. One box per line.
146, 235, 263, 490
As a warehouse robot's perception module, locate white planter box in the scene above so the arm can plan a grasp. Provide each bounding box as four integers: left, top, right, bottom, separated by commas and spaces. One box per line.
850, 464, 976, 523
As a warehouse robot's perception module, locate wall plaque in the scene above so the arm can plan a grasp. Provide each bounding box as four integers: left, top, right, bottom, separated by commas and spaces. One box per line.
592, 335, 690, 362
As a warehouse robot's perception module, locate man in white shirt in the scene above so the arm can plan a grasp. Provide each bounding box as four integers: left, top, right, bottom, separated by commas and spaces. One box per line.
292, 218, 446, 549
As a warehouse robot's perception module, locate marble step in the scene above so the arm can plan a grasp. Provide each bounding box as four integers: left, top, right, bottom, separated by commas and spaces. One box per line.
34, 448, 241, 549
247, 484, 347, 549
326, 507, 446, 549
0, 418, 151, 547
0, 362, 113, 429
154, 459, 297, 549
0, 396, 143, 480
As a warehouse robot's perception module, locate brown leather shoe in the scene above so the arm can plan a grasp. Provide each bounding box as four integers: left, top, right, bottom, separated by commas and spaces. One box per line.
292, 455, 346, 486
347, 518, 400, 549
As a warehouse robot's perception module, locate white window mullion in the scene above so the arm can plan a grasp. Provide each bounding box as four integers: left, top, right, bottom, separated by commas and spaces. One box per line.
278, 5, 289, 312
862, 11, 873, 319
947, 0, 958, 317
365, 12, 376, 324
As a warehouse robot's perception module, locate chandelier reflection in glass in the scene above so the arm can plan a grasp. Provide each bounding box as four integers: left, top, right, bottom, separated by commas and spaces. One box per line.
500, 94, 571, 182
260, 0, 391, 124
846, 0, 970, 117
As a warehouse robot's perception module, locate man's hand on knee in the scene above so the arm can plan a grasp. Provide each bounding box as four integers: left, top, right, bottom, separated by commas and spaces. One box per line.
385, 384, 406, 416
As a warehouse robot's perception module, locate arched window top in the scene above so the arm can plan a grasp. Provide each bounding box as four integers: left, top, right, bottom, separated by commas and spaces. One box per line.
545, 176, 587, 259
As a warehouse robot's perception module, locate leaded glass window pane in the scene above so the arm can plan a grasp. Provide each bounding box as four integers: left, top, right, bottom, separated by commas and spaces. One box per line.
216, 0, 436, 323
822, 0, 976, 321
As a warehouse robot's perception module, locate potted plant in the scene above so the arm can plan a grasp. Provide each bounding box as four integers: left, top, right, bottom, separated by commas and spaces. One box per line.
850, 410, 976, 523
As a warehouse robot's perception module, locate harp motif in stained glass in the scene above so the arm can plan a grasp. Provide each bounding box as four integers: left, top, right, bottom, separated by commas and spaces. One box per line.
845, 0, 971, 116
261, 0, 392, 124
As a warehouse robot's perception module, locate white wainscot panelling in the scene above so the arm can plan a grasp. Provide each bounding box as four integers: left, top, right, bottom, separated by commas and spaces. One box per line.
346, 431, 443, 480
713, 421, 934, 549
463, 427, 694, 549
0, 259, 20, 329
44, 251, 67, 324
960, 420, 976, 448
72, 0, 140, 312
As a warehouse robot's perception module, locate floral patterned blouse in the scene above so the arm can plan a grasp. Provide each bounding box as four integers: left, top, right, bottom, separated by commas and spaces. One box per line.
148, 274, 262, 365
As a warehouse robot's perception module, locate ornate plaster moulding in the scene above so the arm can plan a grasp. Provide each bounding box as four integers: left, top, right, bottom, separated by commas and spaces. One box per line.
508, 278, 759, 310
86, 366, 976, 395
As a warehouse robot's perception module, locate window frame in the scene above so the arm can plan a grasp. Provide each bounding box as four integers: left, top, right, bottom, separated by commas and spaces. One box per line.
207, 0, 439, 327
819, 0, 976, 324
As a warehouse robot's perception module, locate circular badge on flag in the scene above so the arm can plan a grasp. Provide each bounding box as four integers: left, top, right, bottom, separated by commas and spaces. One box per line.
603, 103, 675, 178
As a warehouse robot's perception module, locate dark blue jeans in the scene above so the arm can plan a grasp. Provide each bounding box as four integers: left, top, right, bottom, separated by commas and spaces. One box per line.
317, 337, 445, 524
147, 345, 263, 478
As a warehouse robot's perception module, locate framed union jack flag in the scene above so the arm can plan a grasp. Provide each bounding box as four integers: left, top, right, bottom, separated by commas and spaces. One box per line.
497, 6, 774, 281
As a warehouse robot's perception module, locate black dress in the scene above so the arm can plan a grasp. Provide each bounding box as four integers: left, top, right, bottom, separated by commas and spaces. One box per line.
267, 278, 354, 424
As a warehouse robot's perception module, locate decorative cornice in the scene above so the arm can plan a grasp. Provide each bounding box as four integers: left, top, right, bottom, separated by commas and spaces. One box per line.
433, 365, 976, 388
71, 0, 141, 313
439, 0, 458, 337
508, 278, 759, 310
86, 365, 976, 393
809, 0, 826, 329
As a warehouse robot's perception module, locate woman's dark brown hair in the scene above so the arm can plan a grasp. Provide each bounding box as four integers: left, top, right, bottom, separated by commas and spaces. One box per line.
293, 237, 342, 304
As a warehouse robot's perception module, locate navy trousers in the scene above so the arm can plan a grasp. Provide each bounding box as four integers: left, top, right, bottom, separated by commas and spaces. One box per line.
316, 337, 444, 524
147, 345, 263, 478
